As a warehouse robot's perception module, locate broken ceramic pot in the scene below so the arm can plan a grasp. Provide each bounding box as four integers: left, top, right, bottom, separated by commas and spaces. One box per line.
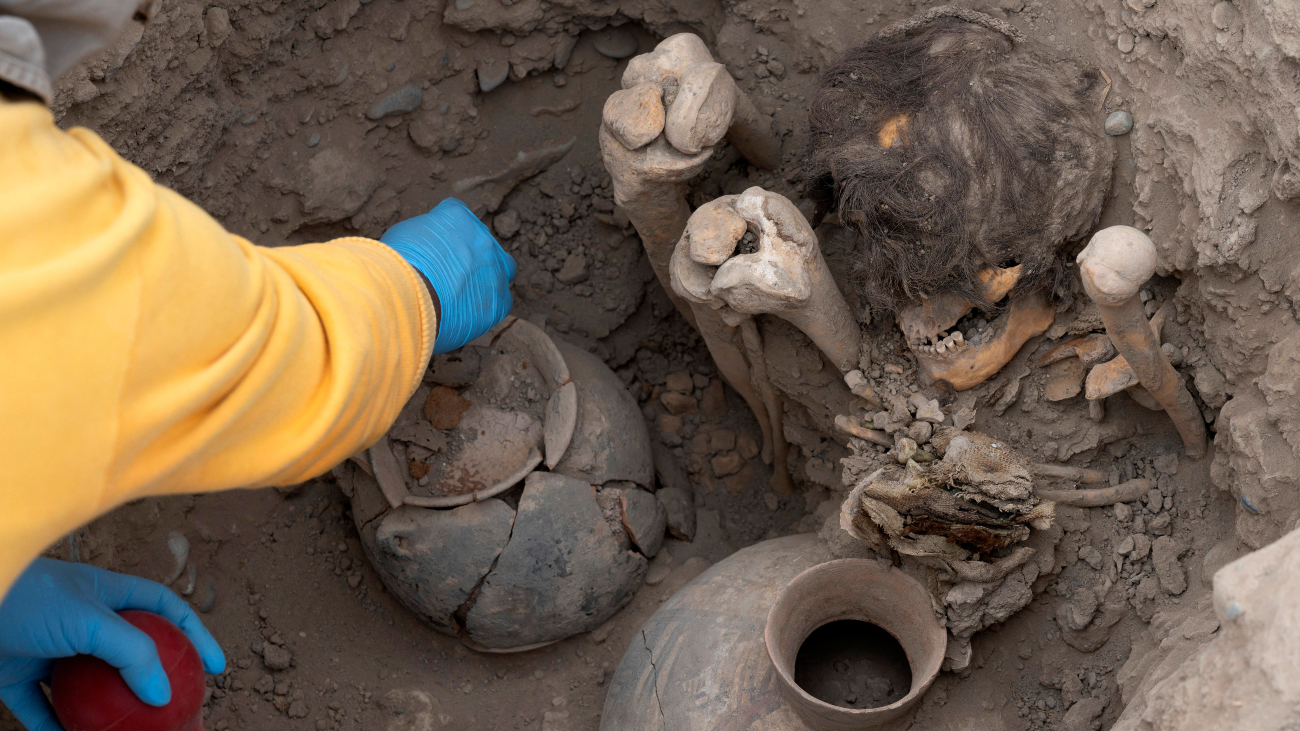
344, 318, 660, 651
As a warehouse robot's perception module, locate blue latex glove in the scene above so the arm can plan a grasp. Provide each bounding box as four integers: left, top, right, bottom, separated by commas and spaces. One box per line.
381, 198, 517, 354
0, 559, 226, 731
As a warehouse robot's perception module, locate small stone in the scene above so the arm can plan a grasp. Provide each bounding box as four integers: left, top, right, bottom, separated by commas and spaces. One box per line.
555, 254, 589, 284
1116, 535, 1135, 556
766, 59, 785, 78
1114, 502, 1133, 522
908, 420, 933, 445
914, 399, 944, 424
477, 58, 509, 93
262, 644, 292, 671
1212, 1, 1240, 30
306, 133, 321, 148
347, 574, 362, 588
896, 437, 919, 464
665, 371, 694, 394
736, 434, 760, 460
1105, 110, 1133, 136
697, 430, 733, 455
592, 26, 638, 59
1153, 452, 1178, 475
702, 379, 726, 420
1152, 536, 1187, 595
1131, 534, 1151, 561
660, 391, 698, 416
1149, 511, 1173, 536
656, 414, 684, 437
366, 84, 422, 120
645, 562, 671, 586
1077, 545, 1104, 570
493, 209, 521, 239
656, 487, 695, 541
1117, 33, 1136, 53
288, 701, 309, 719
711, 451, 745, 477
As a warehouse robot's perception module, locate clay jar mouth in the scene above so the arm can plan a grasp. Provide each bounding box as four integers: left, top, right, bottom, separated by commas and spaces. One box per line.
764, 559, 946, 730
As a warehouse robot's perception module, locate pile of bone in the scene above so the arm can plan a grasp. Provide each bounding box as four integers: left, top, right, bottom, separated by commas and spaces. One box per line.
840, 428, 1061, 671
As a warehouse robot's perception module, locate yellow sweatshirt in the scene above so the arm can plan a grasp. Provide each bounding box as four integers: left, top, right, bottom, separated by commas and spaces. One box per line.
0, 99, 436, 597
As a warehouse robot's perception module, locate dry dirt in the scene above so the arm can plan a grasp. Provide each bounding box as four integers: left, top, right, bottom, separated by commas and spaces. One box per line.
7, 0, 1300, 729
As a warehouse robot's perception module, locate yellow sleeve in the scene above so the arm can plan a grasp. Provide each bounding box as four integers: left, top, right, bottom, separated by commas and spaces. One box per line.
0, 100, 436, 594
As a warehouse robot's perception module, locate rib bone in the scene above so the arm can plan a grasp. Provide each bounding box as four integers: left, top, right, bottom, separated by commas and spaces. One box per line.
1077, 226, 1207, 458
669, 187, 862, 375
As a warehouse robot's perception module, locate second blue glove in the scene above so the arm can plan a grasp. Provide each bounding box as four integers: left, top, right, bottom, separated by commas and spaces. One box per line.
381, 199, 517, 354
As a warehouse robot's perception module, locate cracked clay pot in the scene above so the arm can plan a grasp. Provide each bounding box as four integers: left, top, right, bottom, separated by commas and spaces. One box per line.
601, 535, 945, 730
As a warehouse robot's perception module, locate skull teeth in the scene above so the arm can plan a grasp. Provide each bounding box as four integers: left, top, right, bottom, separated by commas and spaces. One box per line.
915, 331, 969, 361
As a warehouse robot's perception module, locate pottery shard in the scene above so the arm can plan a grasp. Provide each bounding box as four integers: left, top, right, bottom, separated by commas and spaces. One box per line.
370, 500, 515, 635
656, 487, 696, 541
1152, 536, 1187, 595
465, 473, 647, 649
621, 488, 667, 558
552, 343, 654, 487
423, 386, 472, 429
603, 85, 665, 151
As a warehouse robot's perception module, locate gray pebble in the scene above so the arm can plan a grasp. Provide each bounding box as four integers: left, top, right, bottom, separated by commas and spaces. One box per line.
1117, 33, 1136, 54
593, 26, 638, 59
478, 58, 509, 93
306, 133, 321, 148
1105, 110, 1133, 136
367, 84, 423, 120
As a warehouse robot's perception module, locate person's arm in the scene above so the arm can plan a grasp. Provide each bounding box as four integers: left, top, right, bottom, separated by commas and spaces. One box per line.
0, 98, 511, 596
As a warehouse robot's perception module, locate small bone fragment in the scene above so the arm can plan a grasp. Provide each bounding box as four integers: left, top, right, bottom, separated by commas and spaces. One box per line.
844, 369, 882, 407
1037, 478, 1151, 507
834, 415, 893, 447
947, 546, 1037, 583
602, 85, 665, 151
1078, 227, 1206, 457
1031, 463, 1108, 484
1038, 333, 1116, 368
1042, 357, 1086, 402
740, 319, 793, 494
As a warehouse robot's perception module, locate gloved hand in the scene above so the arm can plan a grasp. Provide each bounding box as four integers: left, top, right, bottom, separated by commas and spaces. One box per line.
381, 198, 517, 354
0, 559, 225, 731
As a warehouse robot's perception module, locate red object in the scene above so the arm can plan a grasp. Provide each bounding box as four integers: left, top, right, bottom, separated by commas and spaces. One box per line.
50, 610, 206, 731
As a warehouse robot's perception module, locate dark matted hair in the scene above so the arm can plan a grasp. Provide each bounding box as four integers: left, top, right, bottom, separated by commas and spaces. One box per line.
803, 7, 1114, 315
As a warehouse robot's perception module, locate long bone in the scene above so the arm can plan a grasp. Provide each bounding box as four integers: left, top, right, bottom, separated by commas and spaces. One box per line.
670, 187, 862, 374
599, 34, 790, 490
1077, 226, 1207, 458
